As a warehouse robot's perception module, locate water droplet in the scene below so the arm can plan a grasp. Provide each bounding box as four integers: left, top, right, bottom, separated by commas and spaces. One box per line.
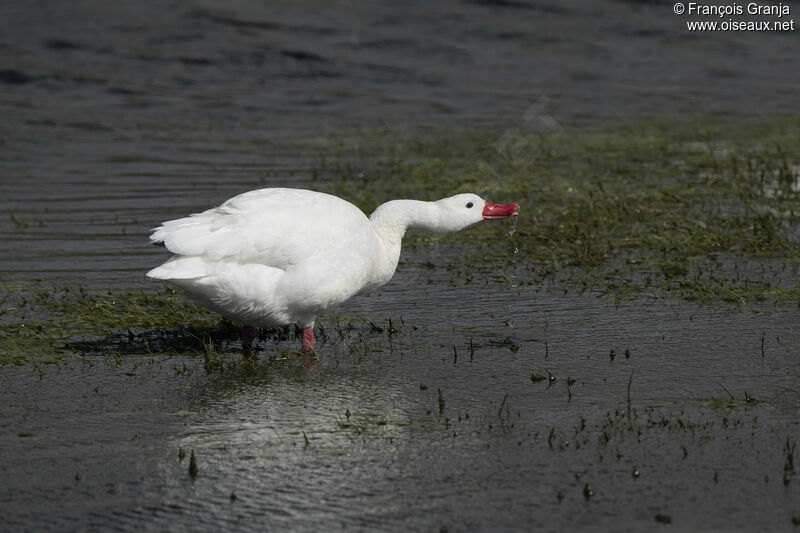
508, 216, 518, 237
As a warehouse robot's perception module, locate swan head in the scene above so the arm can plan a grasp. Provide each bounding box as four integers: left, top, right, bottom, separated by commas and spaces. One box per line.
434, 193, 519, 232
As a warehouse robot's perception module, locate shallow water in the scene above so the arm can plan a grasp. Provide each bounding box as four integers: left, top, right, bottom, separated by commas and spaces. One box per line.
1, 0, 799, 531
2, 276, 799, 531
2, 0, 799, 286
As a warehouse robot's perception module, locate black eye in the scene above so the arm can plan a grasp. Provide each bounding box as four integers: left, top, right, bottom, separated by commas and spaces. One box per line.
466, 202, 473, 208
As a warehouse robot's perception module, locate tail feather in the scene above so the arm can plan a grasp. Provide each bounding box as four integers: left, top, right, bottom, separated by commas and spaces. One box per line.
146, 256, 209, 280
149, 208, 244, 260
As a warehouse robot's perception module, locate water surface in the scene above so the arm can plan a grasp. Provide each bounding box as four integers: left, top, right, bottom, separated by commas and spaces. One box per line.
1, 1, 799, 531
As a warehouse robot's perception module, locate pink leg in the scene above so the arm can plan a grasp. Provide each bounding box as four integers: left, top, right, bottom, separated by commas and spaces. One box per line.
301, 327, 315, 353
302, 351, 316, 376
242, 325, 257, 351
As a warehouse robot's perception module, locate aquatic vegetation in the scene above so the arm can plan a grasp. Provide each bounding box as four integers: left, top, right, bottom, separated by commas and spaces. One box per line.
312, 116, 800, 304
35, 287, 222, 334
1, 116, 799, 369
0, 286, 232, 365
188, 450, 198, 479
785, 436, 796, 486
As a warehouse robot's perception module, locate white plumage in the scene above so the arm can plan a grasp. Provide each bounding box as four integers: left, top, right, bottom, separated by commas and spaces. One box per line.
147, 187, 519, 353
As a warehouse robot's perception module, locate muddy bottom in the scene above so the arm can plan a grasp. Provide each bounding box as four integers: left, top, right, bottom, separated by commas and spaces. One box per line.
2, 263, 798, 531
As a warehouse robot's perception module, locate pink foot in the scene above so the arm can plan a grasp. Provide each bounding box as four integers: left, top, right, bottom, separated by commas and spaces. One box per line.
301, 327, 315, 353
242, 325, 257, 351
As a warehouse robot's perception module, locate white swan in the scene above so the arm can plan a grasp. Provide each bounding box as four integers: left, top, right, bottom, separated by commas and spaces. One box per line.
147, 188, 519, 353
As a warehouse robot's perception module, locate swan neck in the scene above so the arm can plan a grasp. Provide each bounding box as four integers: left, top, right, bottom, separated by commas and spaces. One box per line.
369, 199, 440, 241
368, 200, 438, 283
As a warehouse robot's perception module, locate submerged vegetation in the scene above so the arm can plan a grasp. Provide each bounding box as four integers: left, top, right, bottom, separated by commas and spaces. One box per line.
1, 116, 799, 366
2, 113, 799, 529
311, 115, 800, 303
0, 286, 231, 366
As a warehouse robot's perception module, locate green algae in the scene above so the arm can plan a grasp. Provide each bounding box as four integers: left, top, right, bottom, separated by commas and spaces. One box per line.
2, 115, 799, 366
312, 115, 800, 304
35, 287, 221, 334
0, 286, 231, 365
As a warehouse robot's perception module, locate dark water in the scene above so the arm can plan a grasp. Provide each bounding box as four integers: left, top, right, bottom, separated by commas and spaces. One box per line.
2, 0, 799, 286
2, 278, 799, 531
1, 1, 799, 531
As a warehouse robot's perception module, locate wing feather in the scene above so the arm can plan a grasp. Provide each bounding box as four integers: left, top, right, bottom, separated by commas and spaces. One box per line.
148, 188, 377, 277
